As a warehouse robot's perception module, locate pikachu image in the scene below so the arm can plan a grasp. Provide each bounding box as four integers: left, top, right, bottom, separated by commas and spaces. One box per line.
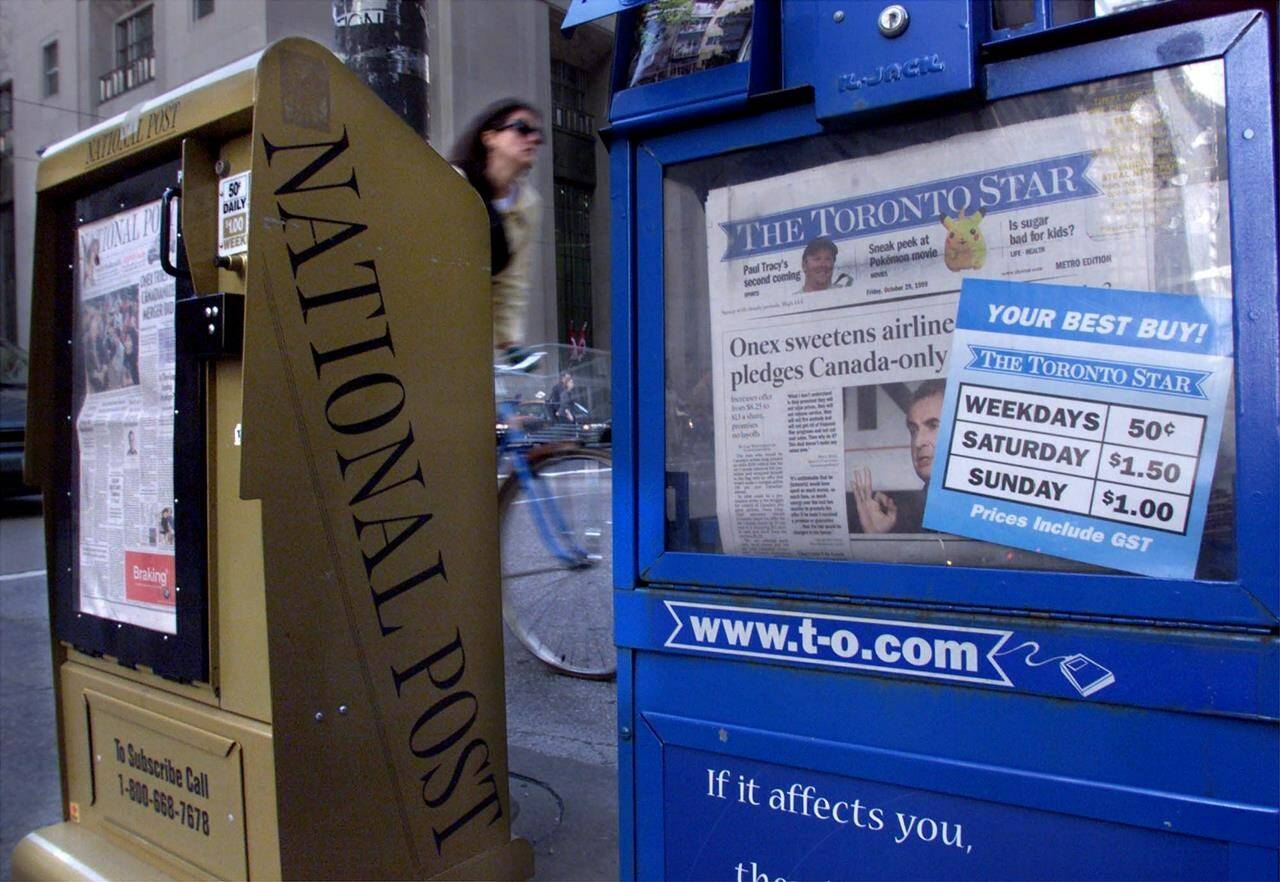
941, 209, 987, 272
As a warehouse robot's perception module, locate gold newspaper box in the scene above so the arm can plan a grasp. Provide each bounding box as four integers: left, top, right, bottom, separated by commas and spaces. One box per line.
15, 38, 531, 881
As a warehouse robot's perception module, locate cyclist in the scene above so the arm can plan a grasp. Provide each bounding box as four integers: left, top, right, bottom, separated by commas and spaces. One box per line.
548, 371, 580, 424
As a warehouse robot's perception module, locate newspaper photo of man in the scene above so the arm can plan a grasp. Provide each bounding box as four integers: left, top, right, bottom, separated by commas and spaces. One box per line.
849, 379, 946, 533
799, 236, 838, 293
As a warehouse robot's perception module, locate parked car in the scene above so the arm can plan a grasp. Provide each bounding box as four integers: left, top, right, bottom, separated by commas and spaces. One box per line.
0, 340, 32, 498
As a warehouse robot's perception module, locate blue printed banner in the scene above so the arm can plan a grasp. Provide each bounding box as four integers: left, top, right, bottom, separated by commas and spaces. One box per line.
965, 345, 1212, 399
953, 279, 1234, 355
924, 280, 1234, 579
719, 153, 1098, 260
665, 601, 1013, 687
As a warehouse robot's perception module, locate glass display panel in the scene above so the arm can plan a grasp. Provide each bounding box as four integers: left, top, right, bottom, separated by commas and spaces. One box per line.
627, 0, 753, 88
72, 198, 179, 632
663, 60, 1236, 580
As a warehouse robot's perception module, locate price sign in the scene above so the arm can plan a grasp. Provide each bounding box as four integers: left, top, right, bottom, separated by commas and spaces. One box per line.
924, 280, 1233, 579
217, 171, 250, 257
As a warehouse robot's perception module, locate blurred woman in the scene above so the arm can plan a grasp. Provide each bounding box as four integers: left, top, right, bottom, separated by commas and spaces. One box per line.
449, 99, 545, 354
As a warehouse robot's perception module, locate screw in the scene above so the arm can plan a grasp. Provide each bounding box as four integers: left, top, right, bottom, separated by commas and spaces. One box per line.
215, 159, 229, 176
878, 4, 909, 37
620, 726, 632, 740
204, 306, 212, 317
833, 9, 845, 22
1243, 128, 1255, 140
338, 705, 349, 715
314, 712, 325, 722
211, 306, 219, 317
208, 324, 217, 335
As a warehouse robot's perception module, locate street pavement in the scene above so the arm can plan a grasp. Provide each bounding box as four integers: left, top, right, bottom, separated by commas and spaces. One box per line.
0, 499, 618, 881
0, 499, 60, 882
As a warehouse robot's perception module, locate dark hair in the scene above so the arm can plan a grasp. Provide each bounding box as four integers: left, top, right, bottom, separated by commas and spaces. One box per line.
448, 98, 540, 275
448, 97, 542, 197
802, 236, 838, 260
910, 379, 947, 406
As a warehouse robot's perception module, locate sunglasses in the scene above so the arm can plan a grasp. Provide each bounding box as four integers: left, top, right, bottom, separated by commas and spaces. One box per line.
494, 118, 543, 138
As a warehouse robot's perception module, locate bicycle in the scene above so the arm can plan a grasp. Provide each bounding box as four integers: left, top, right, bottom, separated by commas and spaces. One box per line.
495, 345, 614, 680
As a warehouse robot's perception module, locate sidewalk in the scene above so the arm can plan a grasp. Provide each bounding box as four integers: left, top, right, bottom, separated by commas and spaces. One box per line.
504, 616, 620, 881
509, 745, 619, 881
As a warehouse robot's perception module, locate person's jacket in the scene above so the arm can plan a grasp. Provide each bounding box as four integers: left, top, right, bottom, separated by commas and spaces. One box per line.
491, 181, 541, 349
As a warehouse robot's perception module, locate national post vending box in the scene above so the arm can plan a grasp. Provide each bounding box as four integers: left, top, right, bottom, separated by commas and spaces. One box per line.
17, 39, 531, 881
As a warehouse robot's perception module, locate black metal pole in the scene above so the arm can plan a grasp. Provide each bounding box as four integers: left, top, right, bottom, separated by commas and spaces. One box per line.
332, 0, 430, 140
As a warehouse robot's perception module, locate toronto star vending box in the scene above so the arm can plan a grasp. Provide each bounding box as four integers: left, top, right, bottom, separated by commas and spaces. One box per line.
569, 0, 1279, 878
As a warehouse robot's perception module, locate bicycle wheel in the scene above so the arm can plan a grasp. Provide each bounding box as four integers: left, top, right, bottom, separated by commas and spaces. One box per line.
499, 447, 614, 679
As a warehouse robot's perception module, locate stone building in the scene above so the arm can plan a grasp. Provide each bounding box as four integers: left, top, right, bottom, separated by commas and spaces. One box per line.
0, 0, 614, 352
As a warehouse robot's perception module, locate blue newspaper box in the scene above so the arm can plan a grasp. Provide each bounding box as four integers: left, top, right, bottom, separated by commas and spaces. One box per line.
568, 0, 1278, 878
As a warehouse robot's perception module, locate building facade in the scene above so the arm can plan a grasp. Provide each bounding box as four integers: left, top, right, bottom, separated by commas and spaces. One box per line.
0, 0, 614, 352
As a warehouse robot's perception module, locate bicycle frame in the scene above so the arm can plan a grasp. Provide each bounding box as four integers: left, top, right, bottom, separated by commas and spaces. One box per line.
495, 398, 591, 568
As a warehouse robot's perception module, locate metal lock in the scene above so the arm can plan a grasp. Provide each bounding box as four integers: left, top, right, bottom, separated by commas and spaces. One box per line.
878, 4, 910, 37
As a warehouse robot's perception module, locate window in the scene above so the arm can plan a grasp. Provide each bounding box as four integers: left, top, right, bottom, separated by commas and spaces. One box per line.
551, 58, 597, 344
43, 41, 59, 97
101, 6, 155, 102
0, 82, 12, 135
193, 0, 214, 20
0, 203, 14, 344
660, 61, 1237, 581
116, 6, 153, 71
554, 181, 594, 345
551, 59, 593, 137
